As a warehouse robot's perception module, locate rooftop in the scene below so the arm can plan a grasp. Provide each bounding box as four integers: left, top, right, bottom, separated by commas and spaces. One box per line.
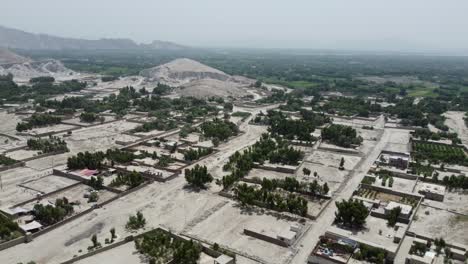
418, 183, 446, 195
385, 201, 412, 215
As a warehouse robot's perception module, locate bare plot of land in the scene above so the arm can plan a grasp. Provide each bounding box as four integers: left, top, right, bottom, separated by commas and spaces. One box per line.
74, 242, 143, 264
297, 162, 348, 194
382, 128, 410, 153
373, 176, 416, 193
21, 184, 116, 213
20, 175, 78, 194
245, 168, 294, 181
358, 128, 381, 141
331, 117, 377, 128
186, 202, 295, 264
420, 188, 468, 215
65, 120, 140, 153
443, 111, 468, 147
0, 111, 24, 134
24, 152, 70, 170
0, 167, 47, 207
5, 148, 40, 160
305, 150, 361, 170
410, 205, 468, 245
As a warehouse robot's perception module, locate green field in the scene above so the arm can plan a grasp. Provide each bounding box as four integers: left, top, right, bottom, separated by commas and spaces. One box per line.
412, 141, 467, 165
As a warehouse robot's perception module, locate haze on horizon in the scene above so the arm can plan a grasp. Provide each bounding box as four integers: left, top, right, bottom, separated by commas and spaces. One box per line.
2, 0, 468, 54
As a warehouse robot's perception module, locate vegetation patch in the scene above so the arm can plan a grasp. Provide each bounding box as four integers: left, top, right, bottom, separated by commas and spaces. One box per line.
27, 136, 69, 153
411, 141, 467, 165
321, 124, 363, 148
135, 229, 202, 264
16, 113, 62, 132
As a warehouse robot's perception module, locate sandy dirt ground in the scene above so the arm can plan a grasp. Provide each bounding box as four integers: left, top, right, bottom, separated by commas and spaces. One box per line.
186, 202, 296, 264
0, 104, 280, 264
373, 176, 416, 193
65, 120, 140, 153
410, 205, 468, 245
382, 128, 411, 153
0, 111, 25, 134
420, 189, 468, 215
443, 111, 468, 147
0, 167, 52, 207
5, 148, 40, 160
75, 242, 143, 264
20, 175, 78, 194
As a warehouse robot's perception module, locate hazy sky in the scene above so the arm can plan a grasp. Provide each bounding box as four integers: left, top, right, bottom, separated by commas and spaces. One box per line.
2, 0, 468, 53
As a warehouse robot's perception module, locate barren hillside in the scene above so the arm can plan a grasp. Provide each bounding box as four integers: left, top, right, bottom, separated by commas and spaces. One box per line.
140, 58, 230, 86
140, 58, 257, 98
0, 59, 75, 81
0, 48, 30, 64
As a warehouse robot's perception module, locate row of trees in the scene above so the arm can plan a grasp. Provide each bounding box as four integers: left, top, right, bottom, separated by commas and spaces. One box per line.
110, 171, 145, 189
27, 136, 69, 153
200, 118, 239, 141
440, 174, 468, 191
80, 112, 104, 123
257, 177, 329, 196
67, 149, 137, 170
135, 229, 202, 264
132, 119, 177, 133
16, 113, 62, 132
319, 97, 382, 117
33, 197, 74, 225
234, 183, 308, 216
183, 147, 213, 162
412, 128, 460, 144
322, 124, 363, 148
67, 151, 105, 170
184, 165, 213, 189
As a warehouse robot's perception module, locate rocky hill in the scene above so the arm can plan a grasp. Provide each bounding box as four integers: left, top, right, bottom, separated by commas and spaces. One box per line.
0, 25, 187, 50
140, 58, 230, 86
0, 59, 76, 81
140, 58, 255, 98
0, 48, 30, 64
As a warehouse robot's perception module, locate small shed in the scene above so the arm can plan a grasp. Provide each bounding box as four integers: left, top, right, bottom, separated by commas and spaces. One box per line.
20, 220, 43, 233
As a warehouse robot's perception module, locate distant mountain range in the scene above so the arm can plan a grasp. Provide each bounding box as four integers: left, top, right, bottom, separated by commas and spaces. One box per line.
0, 25, 188, 51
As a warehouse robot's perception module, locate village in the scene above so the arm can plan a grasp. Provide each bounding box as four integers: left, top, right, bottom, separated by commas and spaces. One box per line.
0, 56, 467, 264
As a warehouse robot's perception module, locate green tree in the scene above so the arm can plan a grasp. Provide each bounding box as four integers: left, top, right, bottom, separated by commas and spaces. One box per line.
339, 157, 345, 170
387, 206, 401, 227
322, 183, 329, 195
335, 199, 369, 228
185, 165, 213, 189
126, 211, 146, 230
